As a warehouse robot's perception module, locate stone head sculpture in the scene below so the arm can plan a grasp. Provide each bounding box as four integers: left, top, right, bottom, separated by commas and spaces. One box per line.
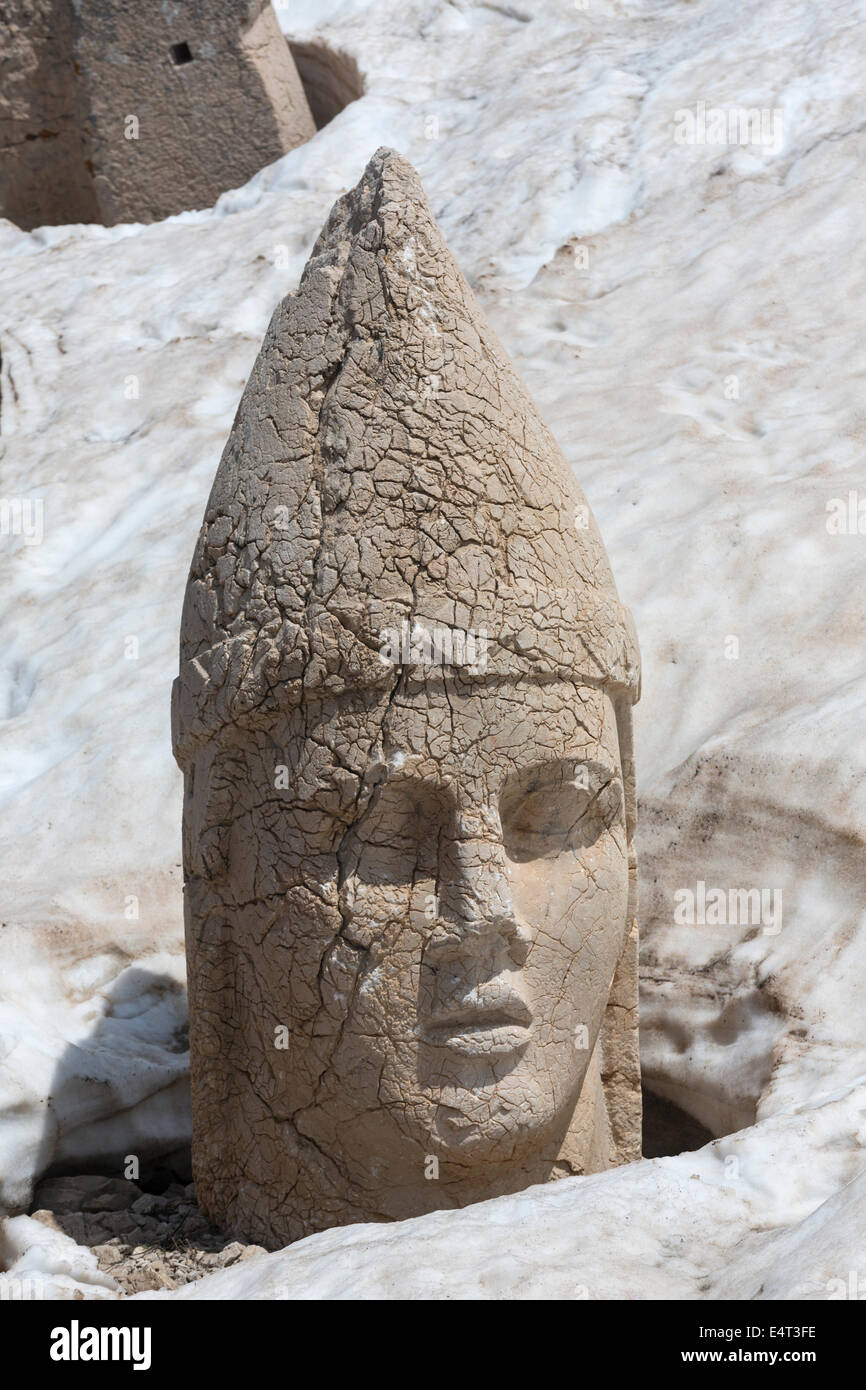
173, 149, 641, 1247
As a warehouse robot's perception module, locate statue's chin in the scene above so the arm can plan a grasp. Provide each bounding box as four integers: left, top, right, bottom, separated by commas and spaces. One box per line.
427, 1082, 566, 1165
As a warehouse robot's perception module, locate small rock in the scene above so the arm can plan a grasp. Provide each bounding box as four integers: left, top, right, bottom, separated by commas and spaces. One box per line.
144, 1254, 178, 1291
131, 1193, 165, 1216
123, 1267, 162, 1295
173, 1212, 208, 1238
199, 1250, 228, 1267
54, 1212, 88, 1246
92, 1244, 124, 1268
135, 1216, 168, 1243
35, 1175, 142, 1215
216, 1240, 246, 1266
196, 1234, 225, 1252
94, 1210, 139, 1237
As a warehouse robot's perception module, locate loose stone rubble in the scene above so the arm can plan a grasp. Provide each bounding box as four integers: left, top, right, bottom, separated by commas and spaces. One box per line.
28, 1174, 265, 1294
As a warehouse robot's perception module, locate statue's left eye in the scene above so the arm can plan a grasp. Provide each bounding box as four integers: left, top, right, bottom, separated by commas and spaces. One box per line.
500, 769, 622, 862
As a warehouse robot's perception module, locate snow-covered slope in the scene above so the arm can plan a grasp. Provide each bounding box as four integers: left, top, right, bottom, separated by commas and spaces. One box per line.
138, 1102, 866, 1300
1, 0, 865, 1294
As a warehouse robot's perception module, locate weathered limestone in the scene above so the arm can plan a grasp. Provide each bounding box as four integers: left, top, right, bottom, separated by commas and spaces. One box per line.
0, 0, 99, 229
0, 0, 315, 229
173, 148, 642, 1247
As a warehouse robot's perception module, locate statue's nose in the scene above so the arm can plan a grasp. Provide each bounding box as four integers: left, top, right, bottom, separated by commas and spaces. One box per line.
430, 809, 531, 965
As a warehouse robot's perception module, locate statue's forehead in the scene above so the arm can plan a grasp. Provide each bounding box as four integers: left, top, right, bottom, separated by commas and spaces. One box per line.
334, 677, 613, 724
382, 685, 620, 778
244, 680, 621, 774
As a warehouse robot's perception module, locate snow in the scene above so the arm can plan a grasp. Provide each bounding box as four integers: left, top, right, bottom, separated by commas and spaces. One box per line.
138, 1094, 866, 1300
1, 0, 865, 1295
0, 1216, 119, 1300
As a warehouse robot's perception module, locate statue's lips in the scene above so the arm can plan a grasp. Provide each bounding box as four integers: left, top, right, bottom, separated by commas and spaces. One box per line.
422, 996, 532, 1056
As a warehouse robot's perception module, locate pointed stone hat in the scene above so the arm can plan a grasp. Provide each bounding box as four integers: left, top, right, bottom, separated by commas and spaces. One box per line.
173, 148, 640, 766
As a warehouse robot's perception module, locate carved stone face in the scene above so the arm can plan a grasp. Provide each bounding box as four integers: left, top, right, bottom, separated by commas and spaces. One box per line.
200, 676, 629, 1217
177, 149, 641, 1244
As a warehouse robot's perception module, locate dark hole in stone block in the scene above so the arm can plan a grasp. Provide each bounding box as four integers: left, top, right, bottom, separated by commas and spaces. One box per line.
170, 42, 193, 67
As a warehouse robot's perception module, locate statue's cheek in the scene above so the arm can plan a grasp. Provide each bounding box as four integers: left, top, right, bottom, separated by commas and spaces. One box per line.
511, 840, 629, 1002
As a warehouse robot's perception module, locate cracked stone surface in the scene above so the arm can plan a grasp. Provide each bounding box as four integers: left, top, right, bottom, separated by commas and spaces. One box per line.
174, 149, 641, 1246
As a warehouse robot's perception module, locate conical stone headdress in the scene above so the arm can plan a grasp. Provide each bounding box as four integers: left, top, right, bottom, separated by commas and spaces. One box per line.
172, 148, 639, 770
174, 151, 643, 1214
